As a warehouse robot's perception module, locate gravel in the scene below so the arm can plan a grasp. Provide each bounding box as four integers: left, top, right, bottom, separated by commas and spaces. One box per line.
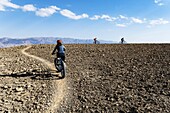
0, 45, 54, 113
0, 44, 170, 113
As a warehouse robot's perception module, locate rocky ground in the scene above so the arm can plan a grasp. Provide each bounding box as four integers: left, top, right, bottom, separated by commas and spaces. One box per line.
0, 44, 170, 113
27, 44, 170, 113
0, 46, 54, 112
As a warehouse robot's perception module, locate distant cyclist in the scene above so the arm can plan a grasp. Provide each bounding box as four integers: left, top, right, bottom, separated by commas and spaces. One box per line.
94, 37, 97, 44
51, 40, 66, 62
121, 37, 125, 44
93, 37, 100, 44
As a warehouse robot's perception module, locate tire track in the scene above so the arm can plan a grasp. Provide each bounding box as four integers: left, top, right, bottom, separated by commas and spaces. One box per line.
21, 45, 67, 112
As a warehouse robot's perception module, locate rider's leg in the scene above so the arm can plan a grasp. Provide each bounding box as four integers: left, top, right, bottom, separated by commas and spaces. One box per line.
54, 58, 57, 68
62, 55, 65, 62
59, 53, 65, 62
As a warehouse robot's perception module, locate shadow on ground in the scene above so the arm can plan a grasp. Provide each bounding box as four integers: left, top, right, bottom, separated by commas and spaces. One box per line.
0, 71, 63, 80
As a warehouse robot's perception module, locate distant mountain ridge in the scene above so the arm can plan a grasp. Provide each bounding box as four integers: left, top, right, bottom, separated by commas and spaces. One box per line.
0, 37, 115, 48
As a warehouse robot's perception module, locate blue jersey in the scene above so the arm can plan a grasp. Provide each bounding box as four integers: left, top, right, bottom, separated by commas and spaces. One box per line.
58, 45, 65, 53
52, 45, 66, 55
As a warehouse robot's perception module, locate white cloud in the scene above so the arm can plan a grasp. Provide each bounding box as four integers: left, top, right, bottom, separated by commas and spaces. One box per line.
101, 15, 117, 21
82, 13, 89, 18
119, 15, 128, 20
131, 17, 144, 24
0, 0, 169, 28
101, 15, 110, 19
154, 0, 164, 6
149, 18, 169, 25
90, 14, 117, 21
22, 4, 37, 12
158, 3, 164, 6
0, 0, 20, 10
36, 6, 60, 17
90, 15, 101, 20
0, 5, 5, 11
60, 9, 89, 20
116, 24, 127, 27
155, 0, 161, 3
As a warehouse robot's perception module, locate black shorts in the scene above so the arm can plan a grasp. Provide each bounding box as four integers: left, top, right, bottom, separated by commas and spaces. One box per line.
57, 53, 65, 61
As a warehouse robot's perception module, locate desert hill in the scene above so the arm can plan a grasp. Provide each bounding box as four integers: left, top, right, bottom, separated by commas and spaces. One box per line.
0, 44, 170, 112
0, 37, 114, 48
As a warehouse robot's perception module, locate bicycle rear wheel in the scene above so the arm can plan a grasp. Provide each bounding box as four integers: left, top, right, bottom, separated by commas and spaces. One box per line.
60, 61, 66, 78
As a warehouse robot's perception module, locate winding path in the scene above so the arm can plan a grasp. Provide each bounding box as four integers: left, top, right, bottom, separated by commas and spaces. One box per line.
21, 45, 67, 112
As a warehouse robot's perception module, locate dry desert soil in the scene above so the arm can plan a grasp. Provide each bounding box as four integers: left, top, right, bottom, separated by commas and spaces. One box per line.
0, 44, 170, 113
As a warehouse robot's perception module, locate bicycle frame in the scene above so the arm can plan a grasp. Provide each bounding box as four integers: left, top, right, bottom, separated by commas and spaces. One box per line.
53, 55, 66, 78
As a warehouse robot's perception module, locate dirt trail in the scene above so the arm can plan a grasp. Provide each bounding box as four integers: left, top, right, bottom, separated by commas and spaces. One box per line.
21, 45, 67, 112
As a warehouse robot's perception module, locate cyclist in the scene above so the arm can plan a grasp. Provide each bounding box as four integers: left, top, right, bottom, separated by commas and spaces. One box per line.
94, 37, 97, 44
121, 37, 125, 44
93, 37, 100, 44
51, 40, 66, 63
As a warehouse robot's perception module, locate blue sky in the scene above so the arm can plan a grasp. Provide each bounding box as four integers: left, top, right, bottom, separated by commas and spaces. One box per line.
0, 0, 170, 43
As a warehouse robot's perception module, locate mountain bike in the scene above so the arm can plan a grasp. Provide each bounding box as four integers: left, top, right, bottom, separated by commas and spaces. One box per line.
119, 38, 127, 44
119, 41, 127, 44
53, 56, 66, 79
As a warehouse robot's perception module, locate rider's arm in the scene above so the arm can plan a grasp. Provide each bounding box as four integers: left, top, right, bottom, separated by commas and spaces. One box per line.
52, 45, 57, 55
63, 46, 66, 52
